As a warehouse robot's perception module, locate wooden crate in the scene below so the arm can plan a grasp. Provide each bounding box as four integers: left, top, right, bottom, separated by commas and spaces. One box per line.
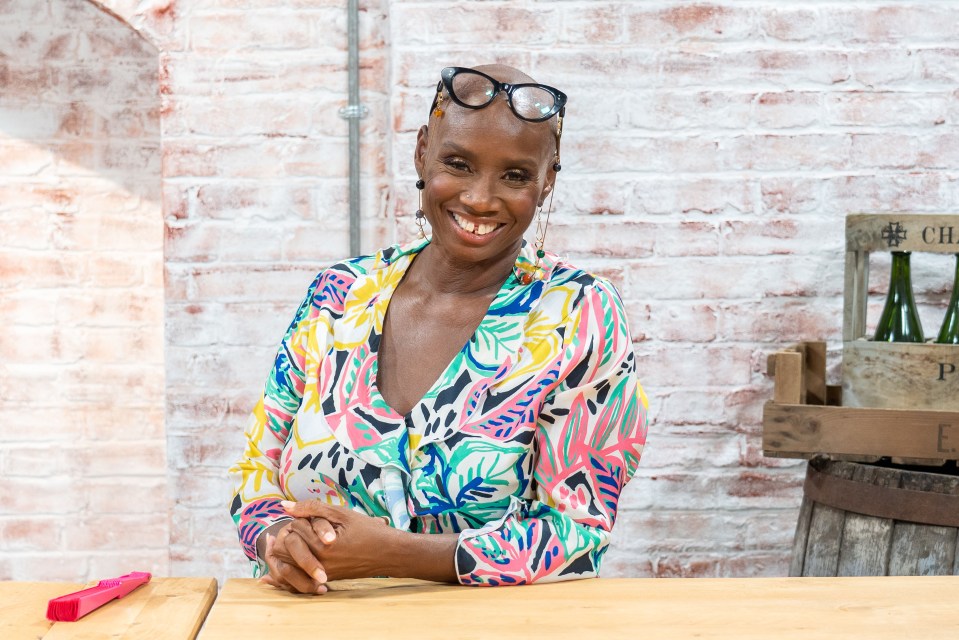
763, 342, 959, 465
843, 214, 959, 411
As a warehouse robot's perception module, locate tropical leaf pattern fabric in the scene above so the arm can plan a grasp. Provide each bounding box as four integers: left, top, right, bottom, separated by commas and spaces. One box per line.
229, 238, 648, 585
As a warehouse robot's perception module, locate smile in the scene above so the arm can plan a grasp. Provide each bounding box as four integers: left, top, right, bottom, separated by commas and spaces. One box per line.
451, 212, 501, 236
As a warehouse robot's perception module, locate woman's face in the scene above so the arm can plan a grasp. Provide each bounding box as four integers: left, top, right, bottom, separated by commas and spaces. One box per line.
413, 97, 557, 267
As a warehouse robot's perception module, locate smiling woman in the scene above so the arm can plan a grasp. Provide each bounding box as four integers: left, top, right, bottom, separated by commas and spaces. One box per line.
228, 64, 648, 593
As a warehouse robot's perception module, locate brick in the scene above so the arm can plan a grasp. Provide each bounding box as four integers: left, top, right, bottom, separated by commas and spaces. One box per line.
916, 48, 959, 84
718, 299, 841, 343
560, 4, 625, 45
629, 256, 844, 301
64, 515, 168, 551
0, 250, 85, 289
655, 388, 728, 428
626, 4, 757, 44
847, 48, 917, 87
628, 91, 755, 132
88, 550, 170, 579
569, 133, 751, 175
627, 468, 804, 512
84, 476, 168, 516
163, 95, 322, 138
162, 139, 351, 179
160, 50, 360, 97
632, 343, 754, 387
393, 5, 558, 47
1, 478, 85, 515
754, 91, 821, 128
0, 517, 61, 551
760, 177, 822, 215
281, 223, 352, 263
5, 554, 89, 581
660, 49, 849, 88
640, 433, 744, 470
57, 363, 163, 404
191, 508, 240, 547
720, 217, 844, 256
748, 134, 851, 171
79, 406, 165, 441
917, 133, 959, 170
626, 301, 719, 343
167, 263, 319, 303
188, 11, 329, 53
0, 140, 56, 175
826, 91, 950, 128
759, 8, 825, 42
632, 178, 755, 217
71, 441, 166, 477
823, 173, 956, 213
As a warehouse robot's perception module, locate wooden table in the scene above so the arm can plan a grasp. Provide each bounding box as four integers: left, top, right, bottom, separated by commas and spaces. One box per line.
200, 576, 959, 639
0, 577, 216, 640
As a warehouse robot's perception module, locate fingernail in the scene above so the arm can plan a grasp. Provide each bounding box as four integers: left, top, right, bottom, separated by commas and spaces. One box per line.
315, 584, 328, 594
312, 569, 327, 583
323, 531, 336, 543
280, 500, 295, 511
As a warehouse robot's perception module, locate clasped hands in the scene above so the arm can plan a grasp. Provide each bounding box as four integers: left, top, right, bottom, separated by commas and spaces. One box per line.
260, 500, 391, 594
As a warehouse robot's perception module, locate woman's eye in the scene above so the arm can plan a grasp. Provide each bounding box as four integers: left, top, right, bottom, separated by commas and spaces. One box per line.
443, 158, 469, 171
505, 170, 532, 183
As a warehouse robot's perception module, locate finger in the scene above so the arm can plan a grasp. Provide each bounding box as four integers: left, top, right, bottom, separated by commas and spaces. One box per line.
274, 552, 323, 594
266, 532, 322, 594
281, 499, 342, 519
259, 574, 280, 588
288, 518, 335, 559
305, 516, 338, 545
285, 529, 329, 585
261, 535, 295, 593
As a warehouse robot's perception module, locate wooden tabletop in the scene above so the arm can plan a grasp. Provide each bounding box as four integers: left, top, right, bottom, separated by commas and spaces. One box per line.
0, 577, 217, 640
200, 576, 959, 639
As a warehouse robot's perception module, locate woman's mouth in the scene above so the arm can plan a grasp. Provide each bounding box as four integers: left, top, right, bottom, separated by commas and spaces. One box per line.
451, 212, 501, 237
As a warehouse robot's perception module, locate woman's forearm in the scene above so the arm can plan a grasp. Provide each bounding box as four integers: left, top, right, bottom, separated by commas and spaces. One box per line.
379, 528, 459, 583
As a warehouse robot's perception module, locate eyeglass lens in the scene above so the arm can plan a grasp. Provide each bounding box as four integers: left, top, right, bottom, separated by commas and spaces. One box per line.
450, 72, 557, 120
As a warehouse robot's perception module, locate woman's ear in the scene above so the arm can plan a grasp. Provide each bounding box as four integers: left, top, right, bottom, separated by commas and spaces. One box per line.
538, 166, 557, 207
413, 125, 429, 177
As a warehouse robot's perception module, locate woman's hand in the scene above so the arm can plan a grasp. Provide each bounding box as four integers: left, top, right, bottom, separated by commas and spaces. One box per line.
273, 500, 393, 582
259, 518, 336, 595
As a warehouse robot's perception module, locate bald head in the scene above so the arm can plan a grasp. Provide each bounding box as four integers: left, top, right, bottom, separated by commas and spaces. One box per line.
471, 63, 536, 85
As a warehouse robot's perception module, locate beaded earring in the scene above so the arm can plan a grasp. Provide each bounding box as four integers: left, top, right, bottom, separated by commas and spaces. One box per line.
530, 156, 560, 280
415, 179, 426, 238
433, 91, 445, 118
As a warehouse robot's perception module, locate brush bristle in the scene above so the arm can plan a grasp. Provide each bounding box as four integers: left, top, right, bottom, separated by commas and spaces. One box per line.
47, 599, 79, 621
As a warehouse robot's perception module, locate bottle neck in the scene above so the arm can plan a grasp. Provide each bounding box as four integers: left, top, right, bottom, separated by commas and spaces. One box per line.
888, 251, 915, 301
949, 254, 959, 305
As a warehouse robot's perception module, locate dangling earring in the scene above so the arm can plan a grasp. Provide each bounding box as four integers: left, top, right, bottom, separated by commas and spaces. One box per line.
531, 171, 557, 281
415, 178, 426, 238
432, 90, 445, 118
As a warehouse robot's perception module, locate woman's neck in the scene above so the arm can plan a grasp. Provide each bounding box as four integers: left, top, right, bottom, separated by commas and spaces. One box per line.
406, 241, 519, 298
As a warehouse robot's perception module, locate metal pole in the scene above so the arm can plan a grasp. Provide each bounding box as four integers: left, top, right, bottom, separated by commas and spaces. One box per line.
339, 0, 366, 257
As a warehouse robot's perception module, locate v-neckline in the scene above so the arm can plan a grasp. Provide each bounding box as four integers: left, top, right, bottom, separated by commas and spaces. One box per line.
370, 251, 515, 421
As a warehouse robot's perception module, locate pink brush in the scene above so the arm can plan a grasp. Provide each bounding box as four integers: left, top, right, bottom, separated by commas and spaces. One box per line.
46, 571, 151, 622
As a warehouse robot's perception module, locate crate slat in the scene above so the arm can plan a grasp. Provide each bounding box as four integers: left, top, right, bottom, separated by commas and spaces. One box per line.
762, 401, 959, 464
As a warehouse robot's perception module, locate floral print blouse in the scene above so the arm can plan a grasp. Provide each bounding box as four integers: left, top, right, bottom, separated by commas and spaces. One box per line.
229, 238, 648, 586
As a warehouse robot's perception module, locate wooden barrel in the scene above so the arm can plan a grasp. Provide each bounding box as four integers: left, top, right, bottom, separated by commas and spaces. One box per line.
791, 457, 959, 576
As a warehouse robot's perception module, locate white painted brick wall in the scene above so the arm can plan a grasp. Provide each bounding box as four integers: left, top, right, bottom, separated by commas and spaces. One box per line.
3, 0, 958, 582
0, 0, 167, 580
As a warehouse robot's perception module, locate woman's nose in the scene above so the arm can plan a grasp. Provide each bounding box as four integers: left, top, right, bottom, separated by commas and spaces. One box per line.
461, 175, 498, 211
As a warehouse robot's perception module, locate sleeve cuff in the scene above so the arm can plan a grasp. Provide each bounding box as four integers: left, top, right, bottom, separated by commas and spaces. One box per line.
251, 516, 294, 578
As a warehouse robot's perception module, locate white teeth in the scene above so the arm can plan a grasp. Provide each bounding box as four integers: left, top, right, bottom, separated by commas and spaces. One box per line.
452, 212, 498, 236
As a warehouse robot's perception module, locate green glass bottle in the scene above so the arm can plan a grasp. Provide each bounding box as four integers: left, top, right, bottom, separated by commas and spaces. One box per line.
935, 254, 959, 344
873, 251, 925, 343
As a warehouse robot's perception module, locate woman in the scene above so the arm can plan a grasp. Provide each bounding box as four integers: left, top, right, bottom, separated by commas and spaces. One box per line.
229, 64, 648, 593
